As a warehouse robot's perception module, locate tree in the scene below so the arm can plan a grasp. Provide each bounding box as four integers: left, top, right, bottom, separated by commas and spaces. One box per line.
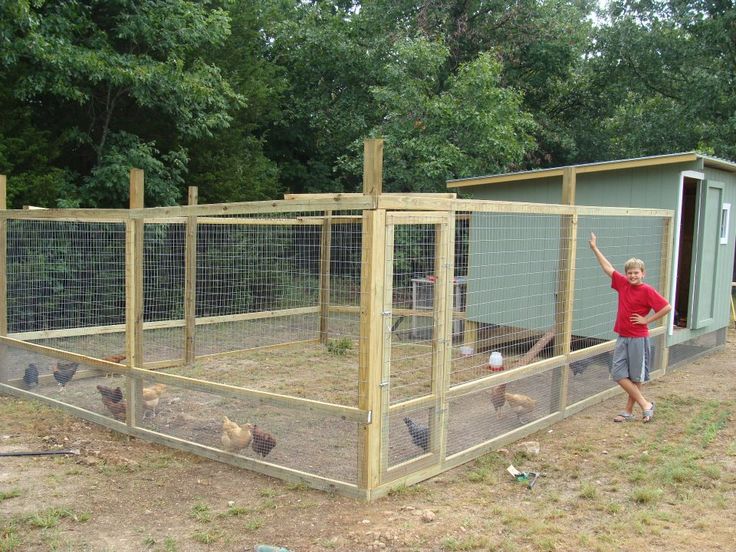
580, 0, 736, 160
0, 0, 241, 207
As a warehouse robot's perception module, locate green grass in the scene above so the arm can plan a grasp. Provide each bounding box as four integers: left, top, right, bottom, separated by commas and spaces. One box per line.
192, 529, 222, 544
27, 507, 89, 529
190, 502, 213, 523
0, 490, 20, 501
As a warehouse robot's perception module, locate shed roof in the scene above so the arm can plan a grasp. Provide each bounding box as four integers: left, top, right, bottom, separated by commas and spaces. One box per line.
447, 152, 736, 189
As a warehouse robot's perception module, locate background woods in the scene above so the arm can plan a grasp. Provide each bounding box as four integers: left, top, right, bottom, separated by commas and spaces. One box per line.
2, 0, 736, 207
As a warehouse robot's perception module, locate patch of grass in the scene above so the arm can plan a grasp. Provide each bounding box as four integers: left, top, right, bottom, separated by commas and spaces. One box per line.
163, 536, 178, 551
259, 486, 277, 498
192, 529, 222, 545
143, 535, 156, 547
630, 486, 663, 504
190, 502, 213, 523
0, 523, 22, 552
26, 507, 88, 529
685, 400, 731, 448
223, 505, 250, 517
579, 482, 598, 500
440, 534, 491, 550
244, 518, 264, 531
285, 481, 310, 492
326, 337, 353, 356
387, 483, 428, 497
0, 490, 21, 501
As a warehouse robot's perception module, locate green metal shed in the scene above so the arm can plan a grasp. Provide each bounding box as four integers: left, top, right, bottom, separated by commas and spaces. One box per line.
448, 152, 736, 367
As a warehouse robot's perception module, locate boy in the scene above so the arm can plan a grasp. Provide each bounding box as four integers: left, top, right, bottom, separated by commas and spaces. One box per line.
589, 232, 672, 423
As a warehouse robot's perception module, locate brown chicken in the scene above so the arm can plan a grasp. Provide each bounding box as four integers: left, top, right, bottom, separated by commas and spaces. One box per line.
505, 392, 537, 422
96, 385, 127, 422
53, 360, 79, 391
251, 425, 277, 457
102, 353, 126, 363
490, 384, 508, 417
142, 383, 167, 418
221, 416, 253, 452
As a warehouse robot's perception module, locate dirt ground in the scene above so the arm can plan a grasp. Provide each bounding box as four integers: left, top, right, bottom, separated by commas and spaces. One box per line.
2, 330, 736, 552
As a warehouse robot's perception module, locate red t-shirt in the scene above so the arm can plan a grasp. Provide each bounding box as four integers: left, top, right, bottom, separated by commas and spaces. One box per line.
611, 271, 669, 337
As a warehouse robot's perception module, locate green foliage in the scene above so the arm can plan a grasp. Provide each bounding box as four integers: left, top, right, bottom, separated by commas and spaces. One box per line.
326, 337, 353, 356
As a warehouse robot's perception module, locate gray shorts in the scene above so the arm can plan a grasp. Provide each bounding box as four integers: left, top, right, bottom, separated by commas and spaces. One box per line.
611, 337, 651, 383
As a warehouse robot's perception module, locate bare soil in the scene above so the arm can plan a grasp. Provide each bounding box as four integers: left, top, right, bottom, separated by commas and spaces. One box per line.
2, 330, 736, 552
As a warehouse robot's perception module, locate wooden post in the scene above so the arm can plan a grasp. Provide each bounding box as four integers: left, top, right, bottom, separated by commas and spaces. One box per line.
0, 175, 7, 383
561, 166, 576, 206
184, 187, 198, 365
658, 215, 675, 373
363, 139, 384, 198
319, 211, 332, 344
127, 168, 145, 425
433, 213, 455, 460
358, 137, 385, 496
552, 167, 578, 412
358, 208, 386, 495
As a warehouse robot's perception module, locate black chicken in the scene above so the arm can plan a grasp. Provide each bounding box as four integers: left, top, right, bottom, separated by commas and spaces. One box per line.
251, 425, 277, 457
53, 361, 79, 390
403, 417, 430, 452
22, 364, 39, 389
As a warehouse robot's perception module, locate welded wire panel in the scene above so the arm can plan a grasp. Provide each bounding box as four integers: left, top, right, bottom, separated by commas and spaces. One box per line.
329, 220, 362, 307
388, 224, 438, 404
167, 339, 359, 406
6, 220, 126, 335
445, 369, 561, 457
574, 215, 667, 342
145, 383, 360, 484
566, 349, 617, 405
1, 344, 127, 415
453, 212, 564, 384
387, 406, 434, 468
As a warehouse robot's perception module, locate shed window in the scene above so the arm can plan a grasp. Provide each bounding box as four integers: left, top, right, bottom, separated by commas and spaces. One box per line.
720, 203, 731, 244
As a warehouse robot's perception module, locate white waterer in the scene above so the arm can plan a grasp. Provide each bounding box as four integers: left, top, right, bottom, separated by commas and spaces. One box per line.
488, 351, 504, 372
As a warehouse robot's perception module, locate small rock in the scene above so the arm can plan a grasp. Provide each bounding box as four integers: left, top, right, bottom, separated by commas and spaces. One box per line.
420, 510, 436, 522
227, 501, 235, 507
361, 519, 371, 524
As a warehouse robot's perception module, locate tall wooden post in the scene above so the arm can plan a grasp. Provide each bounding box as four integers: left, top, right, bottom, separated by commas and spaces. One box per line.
359, 138, 385, 496
126, 168, 145, 425
0, 175, 7, 384
184, 187, 198, 364
552, 167, 578, 412
319, 211, 332, 344
658, 216, 674, 373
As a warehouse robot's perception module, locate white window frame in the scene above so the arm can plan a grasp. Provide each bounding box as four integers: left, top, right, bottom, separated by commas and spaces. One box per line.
720, 202, 731, 245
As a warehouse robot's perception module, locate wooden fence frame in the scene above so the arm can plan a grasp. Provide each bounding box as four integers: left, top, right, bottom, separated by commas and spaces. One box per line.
0, 141, 674, 500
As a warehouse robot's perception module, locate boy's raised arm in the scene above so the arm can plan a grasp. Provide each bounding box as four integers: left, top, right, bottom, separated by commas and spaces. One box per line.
589, 232, 615, 277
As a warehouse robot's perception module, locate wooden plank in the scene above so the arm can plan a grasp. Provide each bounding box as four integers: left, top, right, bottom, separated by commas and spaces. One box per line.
184, 187, 198, 365
386, 212, 453, 225
0, 175, 7, 383
319, 211, 332, 343
562, 166, 576, 206
358, 208, 386, 491
0, 383, 368, 500
552, 212, 578, 412
659, 215, 675, 374
448, 355, 564, 398
127, 168, 145, 427
434, 214, 454, 463
363, 139, 383, 197
9, 306, 322, 341
379, 222, 394, 483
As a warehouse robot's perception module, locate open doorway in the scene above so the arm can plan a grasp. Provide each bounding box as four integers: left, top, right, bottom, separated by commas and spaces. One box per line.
673, 177, 699, 328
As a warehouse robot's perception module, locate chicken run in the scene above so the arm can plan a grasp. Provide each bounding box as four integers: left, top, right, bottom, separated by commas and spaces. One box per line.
0, 153, 674, 500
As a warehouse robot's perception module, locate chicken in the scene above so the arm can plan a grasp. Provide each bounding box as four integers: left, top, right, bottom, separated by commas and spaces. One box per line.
53, 360, 79, 390
23, 363, 39, 389
505, 392, 537, 423
251, 425, 277, 457
142, 383, 167, 418
403, 417, 429, 452
490, 383, 508, 416
96, 385, 127, 421
221, 416, 253, 452
102, 353, 126, 363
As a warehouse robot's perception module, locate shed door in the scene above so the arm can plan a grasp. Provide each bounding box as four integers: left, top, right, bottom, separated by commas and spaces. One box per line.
690, 180, 724, 329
